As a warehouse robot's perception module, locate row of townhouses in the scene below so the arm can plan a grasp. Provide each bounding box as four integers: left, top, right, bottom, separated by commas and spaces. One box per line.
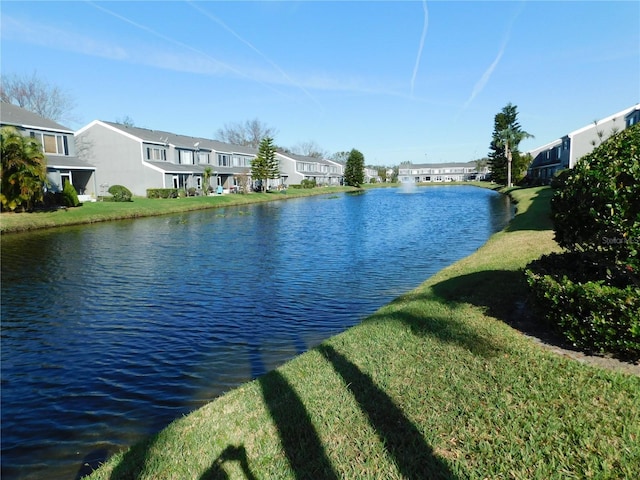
398, 162, 489, 183
527, 104, 640, 182
0, 103, 344, 199
2, 102, 638, 198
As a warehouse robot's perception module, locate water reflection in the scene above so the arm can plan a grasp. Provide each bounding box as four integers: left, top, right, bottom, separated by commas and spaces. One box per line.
1, 186, 512, 480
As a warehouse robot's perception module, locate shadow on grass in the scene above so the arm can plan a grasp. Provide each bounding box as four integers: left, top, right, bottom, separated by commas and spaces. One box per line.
318, 344, 458, 480
504, 186, 554, 232
258, 370, 340, 479
198, 445, 257, 480
429, 269, 569, 348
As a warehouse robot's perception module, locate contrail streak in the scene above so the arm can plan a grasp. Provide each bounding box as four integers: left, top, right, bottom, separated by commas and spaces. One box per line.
186, 0, 323, 111
462, 1, 525, 110
85, 1, 294, 100
411, 0, 429, 97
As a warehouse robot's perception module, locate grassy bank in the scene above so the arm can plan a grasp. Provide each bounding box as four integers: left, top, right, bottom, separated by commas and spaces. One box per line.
86, 186, 640, 479
0, 186, 358, 234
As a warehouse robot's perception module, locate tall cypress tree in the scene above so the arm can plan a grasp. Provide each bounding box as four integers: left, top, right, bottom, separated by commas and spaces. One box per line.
488, 103, 532, 186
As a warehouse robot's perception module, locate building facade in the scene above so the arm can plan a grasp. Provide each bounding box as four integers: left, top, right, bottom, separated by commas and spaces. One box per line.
527, 104, 640, 183
0, 102, 97, 201
398, 161, 486, 183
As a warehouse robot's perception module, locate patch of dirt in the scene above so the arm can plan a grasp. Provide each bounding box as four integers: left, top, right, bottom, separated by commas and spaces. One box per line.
510, 301, 640, 376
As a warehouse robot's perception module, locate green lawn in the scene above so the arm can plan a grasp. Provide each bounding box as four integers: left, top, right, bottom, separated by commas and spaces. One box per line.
0, 186, 358, 234
84, 186, 640, 479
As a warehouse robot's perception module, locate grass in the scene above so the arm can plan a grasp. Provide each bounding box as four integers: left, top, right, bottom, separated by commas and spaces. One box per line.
0, 186, 359, 234
82, 186, 638, 478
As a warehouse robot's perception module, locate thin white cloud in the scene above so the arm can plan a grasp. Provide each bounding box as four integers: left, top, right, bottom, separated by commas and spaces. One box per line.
1, 14, 129, 61
411, 0, 429, 97
462, 1, 525, 110
185, 0, 323, 111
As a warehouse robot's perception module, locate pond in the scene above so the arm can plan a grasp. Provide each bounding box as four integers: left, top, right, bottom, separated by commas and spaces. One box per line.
1, 186, 513, 479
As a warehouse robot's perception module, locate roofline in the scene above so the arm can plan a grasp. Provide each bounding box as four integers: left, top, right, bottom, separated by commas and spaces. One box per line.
568, 104, 639, 138
2, 120, 74, 135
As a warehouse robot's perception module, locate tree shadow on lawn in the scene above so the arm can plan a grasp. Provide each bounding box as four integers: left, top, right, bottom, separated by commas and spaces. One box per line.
318, 344, 458, 480
258, 370, 340, 480
504, 186, 554, 232
427, 268, 570, 349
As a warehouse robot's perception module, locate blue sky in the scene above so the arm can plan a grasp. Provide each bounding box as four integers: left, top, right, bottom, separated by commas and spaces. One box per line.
2, 1, 638, 165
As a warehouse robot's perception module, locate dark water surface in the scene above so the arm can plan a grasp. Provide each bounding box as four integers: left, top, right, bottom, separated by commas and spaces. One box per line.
1, 186, 512, 479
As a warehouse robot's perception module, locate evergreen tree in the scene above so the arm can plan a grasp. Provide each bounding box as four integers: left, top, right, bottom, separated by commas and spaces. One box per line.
1, 126, 47, 211
488, 103, 532, 186
344, 149, 365, 187
252, 136, 278, 192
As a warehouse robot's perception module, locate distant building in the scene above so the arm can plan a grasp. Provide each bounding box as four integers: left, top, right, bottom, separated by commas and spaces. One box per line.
398, 161, 487, 183
527, 104, 640, 183
0, 102, 97, 201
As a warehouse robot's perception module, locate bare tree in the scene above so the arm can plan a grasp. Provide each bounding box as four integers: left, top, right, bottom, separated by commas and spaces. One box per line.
1, 72, 76, 124
291, 140, 328, 158
215, 118, 277, 149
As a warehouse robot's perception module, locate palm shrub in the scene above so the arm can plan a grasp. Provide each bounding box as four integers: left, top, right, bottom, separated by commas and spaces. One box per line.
108, 184, 132, 202
525, 123, 640, 360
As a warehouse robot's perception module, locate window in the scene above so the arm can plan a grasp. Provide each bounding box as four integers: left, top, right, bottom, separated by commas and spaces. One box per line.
146, 147, 167, 161
178, 150, 194, 165
198, 152, 209, 164
31, 132, 69, 155
217, 154, 230, 167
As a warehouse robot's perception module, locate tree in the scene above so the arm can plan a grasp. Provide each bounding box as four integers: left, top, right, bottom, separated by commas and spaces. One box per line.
488, 103, 532, 186
203, 166, 213, 193
1, 72, 76, 123
330, 151, 350, 164
344, 149, 365, 187
1, 126, 47, 211
291, 140, 328, 158
252, 137, 278, 192
215, 119, 277, 149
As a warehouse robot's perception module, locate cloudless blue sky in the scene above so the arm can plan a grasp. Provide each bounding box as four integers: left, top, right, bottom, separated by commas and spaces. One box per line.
2, 1, 638, 165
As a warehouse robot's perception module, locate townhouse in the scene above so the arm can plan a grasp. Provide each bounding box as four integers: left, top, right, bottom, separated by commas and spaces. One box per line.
75, 121, 345, 196
527, 104, 640, 183
75, 121, 261, 196
276, 151, 343, 186
0, 102, 97, 201
398, 161, 485, 183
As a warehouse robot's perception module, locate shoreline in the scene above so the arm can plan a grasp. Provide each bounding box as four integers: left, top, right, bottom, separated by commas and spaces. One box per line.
83, 186, 640, 479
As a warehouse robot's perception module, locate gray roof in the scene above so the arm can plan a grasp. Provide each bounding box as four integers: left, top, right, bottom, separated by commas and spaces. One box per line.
102, 122, 258, 156
276, 150, 336, 166
46, 156, 96, 170
405, 161, 477, 169
0, 102, 74, 133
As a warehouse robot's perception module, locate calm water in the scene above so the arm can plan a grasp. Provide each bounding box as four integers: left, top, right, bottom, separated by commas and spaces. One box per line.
1, 186, 512, 479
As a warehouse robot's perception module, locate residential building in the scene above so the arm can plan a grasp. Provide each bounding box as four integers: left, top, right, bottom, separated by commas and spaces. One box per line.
76, 121, 259, 196
398, 161, 485, 183
276, 151, 343, 186
527, 104, 640, 183
364, 167, 381, 183
0, 102, 97, 201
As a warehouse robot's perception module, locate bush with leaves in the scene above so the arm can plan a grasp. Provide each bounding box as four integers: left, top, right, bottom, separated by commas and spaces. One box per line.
526, 123, 640, 360
108, 184, 132, 202
61, 182, 80, 207
551, 123, 640, 270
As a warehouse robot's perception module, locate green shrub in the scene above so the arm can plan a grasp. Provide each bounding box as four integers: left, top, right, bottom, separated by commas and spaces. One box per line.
300, 179, 316, 189
551, 123, 640, 269
61, 182, 80, 207
525, 260, 640, 360
526, 124, 640, 360
147, 188, 178, 199
289, 184, 302, 189
108, 184, 133, 202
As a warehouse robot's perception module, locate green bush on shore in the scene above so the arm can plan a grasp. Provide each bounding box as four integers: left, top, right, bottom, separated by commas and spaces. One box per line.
526, 123, 640, 360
